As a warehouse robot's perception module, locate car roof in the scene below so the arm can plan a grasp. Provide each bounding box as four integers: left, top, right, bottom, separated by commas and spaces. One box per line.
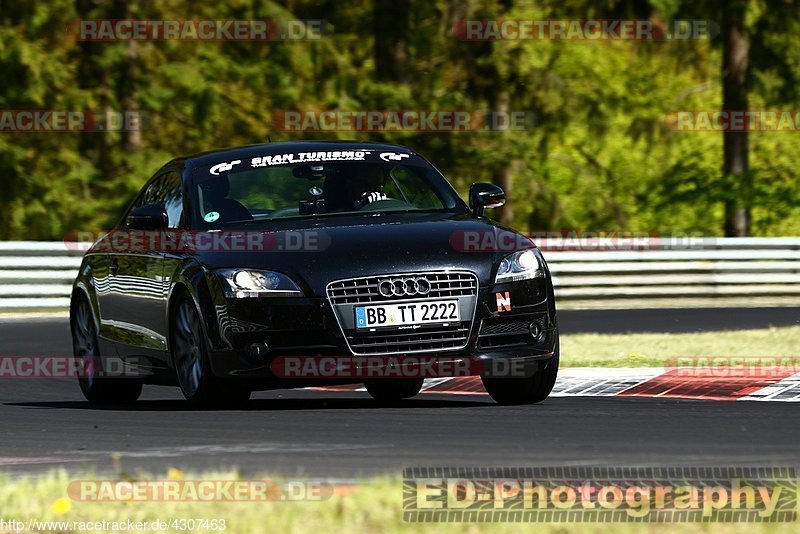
173, 141, 418, 171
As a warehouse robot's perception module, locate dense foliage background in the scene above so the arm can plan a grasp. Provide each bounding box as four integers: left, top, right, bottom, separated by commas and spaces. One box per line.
0, 0, 798, 240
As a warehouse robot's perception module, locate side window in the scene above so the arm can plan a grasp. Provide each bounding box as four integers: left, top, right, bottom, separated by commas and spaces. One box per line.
160, 172, 184, 229
142, 172, 184, 229
120, 187, 150, 227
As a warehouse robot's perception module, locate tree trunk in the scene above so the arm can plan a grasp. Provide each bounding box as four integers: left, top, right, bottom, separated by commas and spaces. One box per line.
119, 0, 141, 151
76, 0, 112, 180
721, 0, 750, 236
492, 95, 514, 226
373, 0, 409, 82
121, 39, 142, 151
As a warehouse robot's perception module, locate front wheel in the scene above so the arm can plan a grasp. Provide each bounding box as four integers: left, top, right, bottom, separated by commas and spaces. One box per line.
71, 294, 142, 404
364, 378, 424, 402
170, 294, 250, 408
481, 341, 560, 405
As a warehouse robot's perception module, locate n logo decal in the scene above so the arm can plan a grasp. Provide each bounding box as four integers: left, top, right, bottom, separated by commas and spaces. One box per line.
496, 291, 511, 312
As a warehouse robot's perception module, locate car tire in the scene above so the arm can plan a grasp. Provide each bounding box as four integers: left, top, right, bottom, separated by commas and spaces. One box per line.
71, 293, 142, 405
170, 293, 251, 408
481, 339, 560, 405
365, 378, 424, 402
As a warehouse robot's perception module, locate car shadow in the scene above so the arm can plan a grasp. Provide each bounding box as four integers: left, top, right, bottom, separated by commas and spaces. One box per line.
4, 395, 496, 412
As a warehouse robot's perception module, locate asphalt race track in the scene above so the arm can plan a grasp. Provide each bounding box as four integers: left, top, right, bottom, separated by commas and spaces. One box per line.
0, 308, 799, 478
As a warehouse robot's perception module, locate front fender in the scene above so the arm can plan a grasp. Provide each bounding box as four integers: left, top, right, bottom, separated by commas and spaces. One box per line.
165, 260, 234, 367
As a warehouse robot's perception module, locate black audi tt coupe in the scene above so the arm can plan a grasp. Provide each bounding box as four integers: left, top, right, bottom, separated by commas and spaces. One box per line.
70, 141, 559, 406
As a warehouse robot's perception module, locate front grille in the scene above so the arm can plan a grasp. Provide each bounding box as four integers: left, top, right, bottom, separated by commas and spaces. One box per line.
478, 316, 546, 349
480, 320, 531, 336
327, 271, 477, 305
326, 270, 479, 355
348, 326, 471, 354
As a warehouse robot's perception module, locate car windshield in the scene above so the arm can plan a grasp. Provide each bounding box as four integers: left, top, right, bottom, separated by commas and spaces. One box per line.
194, 150, 463, 227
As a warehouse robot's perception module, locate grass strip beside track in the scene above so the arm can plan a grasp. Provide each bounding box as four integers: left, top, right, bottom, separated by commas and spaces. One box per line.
0, 470, 797, 533
560, 326, 800, 367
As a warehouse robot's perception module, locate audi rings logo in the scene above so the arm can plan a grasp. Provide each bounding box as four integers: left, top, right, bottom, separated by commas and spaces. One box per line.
377, 277, 432, 298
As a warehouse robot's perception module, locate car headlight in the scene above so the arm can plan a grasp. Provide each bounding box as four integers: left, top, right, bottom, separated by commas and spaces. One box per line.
494, 249, 545, 283
216, 269, 303, 298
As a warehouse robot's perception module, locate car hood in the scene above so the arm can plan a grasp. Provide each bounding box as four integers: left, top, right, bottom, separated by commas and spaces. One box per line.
191, 213, 532, 296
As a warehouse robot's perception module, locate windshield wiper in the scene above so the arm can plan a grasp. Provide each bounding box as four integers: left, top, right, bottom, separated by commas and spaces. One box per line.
211, 208, 450, 227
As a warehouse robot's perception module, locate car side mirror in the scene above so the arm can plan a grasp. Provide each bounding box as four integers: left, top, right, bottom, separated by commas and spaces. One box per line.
127, 203, 168, 230
469, 183, 505, 217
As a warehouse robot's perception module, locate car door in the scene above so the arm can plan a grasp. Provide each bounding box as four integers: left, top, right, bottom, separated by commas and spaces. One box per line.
93, 184, 150, 361
98, 170, 185, 374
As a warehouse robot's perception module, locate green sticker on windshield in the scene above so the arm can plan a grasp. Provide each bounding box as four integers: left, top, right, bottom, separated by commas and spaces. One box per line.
204, 211, 220, 223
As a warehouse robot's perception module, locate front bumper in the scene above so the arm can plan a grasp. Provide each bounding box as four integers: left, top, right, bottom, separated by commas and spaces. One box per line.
203, 277, 558, 386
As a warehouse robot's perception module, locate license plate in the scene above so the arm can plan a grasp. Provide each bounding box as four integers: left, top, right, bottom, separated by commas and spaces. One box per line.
355, 300, 460, 329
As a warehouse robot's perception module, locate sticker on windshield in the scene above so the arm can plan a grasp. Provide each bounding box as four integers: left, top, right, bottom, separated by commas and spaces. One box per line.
251, 150, 372, 168
210, 160, 241, 175
203, 211, 221, 223
379, 152, 410, 162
